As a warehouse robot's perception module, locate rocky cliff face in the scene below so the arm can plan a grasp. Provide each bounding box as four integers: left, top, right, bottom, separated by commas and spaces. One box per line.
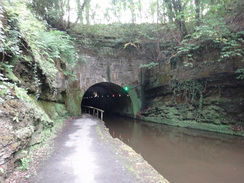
0, 3, 69, 181
140, 54, 244, 136
0, 84, 68, 180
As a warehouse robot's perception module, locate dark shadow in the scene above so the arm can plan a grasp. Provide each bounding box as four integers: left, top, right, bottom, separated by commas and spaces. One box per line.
81, 82, 133, 116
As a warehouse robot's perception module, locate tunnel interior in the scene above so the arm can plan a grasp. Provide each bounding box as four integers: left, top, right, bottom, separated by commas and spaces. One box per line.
81, 82, 132, 116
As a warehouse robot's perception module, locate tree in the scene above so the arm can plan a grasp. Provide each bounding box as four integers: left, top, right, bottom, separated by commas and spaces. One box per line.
195, 0, 200, 26
31, 0, 89, 30
164, 0, 174, 24
172, 0, 188, 38
85, 0, 91, 24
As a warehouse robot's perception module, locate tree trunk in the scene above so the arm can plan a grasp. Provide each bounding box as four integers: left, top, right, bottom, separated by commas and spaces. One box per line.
70, 0, 89, 28
85, 0, 91, 24
195, 0, 200, 26
164, 0, 174, 24
171, 0, 188, 38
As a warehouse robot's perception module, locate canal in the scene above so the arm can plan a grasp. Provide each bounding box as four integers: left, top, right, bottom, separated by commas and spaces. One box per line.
104, 114, 244, 183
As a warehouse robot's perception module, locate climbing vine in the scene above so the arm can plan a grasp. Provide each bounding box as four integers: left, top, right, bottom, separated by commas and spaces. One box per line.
170, 79, 205, 110
33, 63, 41, 100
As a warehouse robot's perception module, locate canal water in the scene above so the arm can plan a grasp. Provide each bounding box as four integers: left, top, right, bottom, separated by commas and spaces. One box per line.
104, 115, 244, 183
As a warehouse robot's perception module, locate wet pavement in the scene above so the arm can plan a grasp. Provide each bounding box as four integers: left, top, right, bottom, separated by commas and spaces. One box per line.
28, 114, 168, 183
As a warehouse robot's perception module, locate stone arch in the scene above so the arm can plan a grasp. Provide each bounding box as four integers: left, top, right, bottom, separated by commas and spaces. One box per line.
81, 82, 140, 117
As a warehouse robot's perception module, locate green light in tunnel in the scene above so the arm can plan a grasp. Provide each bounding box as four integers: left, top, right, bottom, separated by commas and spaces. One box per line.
124, 86, 129, 91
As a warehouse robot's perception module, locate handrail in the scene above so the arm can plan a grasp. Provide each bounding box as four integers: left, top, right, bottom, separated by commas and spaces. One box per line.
82, 105, 104, 121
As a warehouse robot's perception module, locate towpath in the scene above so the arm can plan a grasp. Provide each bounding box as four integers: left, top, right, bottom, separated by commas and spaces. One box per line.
27, 114, 169, 183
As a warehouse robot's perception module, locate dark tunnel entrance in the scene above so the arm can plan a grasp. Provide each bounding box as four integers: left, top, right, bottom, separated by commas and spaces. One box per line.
81, 82, 133, 116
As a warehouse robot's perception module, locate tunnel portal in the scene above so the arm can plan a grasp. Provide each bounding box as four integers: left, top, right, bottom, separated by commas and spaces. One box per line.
81, 82, 133, 116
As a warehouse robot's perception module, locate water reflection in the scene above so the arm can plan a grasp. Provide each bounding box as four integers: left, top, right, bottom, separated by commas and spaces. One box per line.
104, 114, 244, 183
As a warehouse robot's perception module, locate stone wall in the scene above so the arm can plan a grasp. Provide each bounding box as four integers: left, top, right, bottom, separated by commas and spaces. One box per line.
140, 57, 244, 136
76, 54, 145, 90
73, 53, 147, 117
0, 85, 68, 181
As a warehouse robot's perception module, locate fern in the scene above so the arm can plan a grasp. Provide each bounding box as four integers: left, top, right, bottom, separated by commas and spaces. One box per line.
4, 1, 78, 89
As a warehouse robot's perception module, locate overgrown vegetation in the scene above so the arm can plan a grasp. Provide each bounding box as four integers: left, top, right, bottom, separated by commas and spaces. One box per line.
170, 79, 205, 110
176, 15, 243, 65
19, 152, 33, 171
21, 0, 243, 72
69, 1, 243, 72
1, 0, 78, 98
236, 69, 244, 79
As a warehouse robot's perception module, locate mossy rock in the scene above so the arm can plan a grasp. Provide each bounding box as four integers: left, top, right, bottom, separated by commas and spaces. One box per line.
34, 100, 68, 120
158, 74, 171, 84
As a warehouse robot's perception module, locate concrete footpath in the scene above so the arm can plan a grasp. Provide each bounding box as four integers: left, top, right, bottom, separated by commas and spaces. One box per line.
27, 114, 169, 183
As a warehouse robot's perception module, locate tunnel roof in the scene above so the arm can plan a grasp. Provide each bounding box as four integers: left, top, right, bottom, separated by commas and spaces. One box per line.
83, 82, 126, 97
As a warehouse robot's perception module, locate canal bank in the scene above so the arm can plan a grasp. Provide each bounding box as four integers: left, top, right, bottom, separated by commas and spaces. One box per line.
8, 114, 168, 183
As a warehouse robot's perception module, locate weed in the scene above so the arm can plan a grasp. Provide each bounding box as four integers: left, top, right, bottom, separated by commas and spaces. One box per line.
19, 154, 33, 171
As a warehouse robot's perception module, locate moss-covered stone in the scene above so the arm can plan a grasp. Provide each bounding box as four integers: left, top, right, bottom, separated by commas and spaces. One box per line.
128, 88, 141, 117
0, 84, 69, 181
65, 83, 83, 116
140, 103, 244, 136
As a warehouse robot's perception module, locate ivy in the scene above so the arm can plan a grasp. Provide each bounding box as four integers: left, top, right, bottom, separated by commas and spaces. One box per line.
170, 79, 205, 109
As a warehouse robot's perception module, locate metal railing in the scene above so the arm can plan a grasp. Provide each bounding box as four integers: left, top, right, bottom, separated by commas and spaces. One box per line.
82, 105, 104, 121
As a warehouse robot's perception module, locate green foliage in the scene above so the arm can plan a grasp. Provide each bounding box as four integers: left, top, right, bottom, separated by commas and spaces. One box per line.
30, 0, 89, 30
0, 7, 21, 57
140, 62, 159, 69
177, 40, 200, 54
170, 79, 205, 109
73, 23, 163, 53
236, 69, 244, 79
72, 0, 243, 67
0, 83, 10, 103
0, 5, 21, 80
4, 0, 78, 89
176, 13, 243, 64
37, 30, 78, 65
19, 154, 33, 171
192, 15, 229, 40
14, 85, 30, 102
219, 38, 243, 61
13, 85, 54, 129
30, 0, 65, 28
0, 74, 15, 103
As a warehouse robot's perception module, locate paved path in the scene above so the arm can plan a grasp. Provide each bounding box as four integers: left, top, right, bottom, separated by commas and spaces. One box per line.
28, 115, 136, 183
27, 114, 169, 183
